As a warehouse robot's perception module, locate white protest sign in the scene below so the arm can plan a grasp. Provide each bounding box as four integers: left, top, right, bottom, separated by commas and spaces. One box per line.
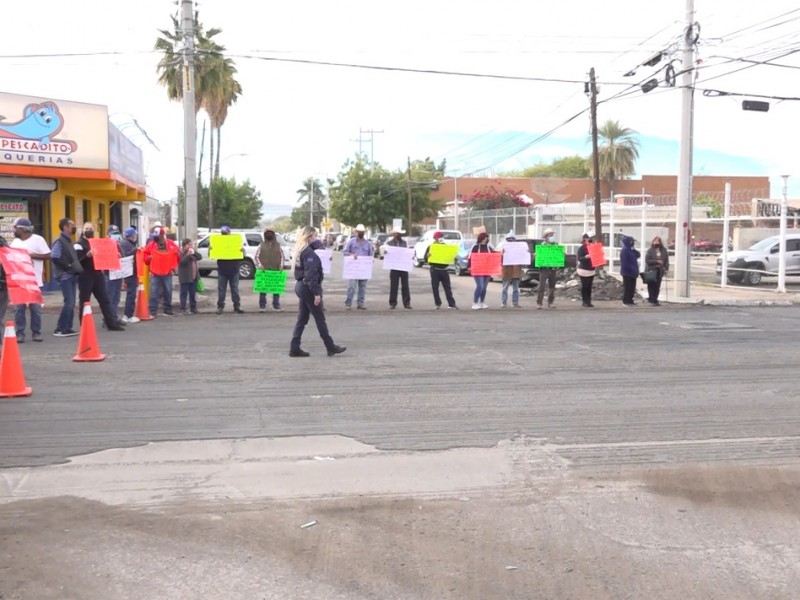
108, 255, 134, 280
382, 246, 414, 273
502, 241, 531, 266
342, 255, 374, 280
315, 248, 333, 274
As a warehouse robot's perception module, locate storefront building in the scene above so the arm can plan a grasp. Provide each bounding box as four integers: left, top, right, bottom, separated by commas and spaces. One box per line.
0, 91, 146, 270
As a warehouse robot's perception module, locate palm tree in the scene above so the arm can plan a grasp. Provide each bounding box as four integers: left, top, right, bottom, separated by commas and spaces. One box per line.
594, 120, 640, 199
296, 178, 327, 228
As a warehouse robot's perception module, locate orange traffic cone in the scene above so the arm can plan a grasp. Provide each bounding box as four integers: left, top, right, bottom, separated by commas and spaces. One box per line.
0, 321, 32, 397
135, 284, 154, 321
73, 303, 107, 362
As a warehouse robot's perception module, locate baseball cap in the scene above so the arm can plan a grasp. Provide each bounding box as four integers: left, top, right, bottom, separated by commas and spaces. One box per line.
107, 225, 120, 235
433, 231, 443, 240
13, 217, 33, 228
124, 226, 137, 237
220, 225, 231, 234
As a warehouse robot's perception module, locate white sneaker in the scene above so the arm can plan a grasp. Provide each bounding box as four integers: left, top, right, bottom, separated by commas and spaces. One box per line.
480, 302, 489, 309
127, 316, 140, 323
120, 315, 129, 324
471, 303, 481, 310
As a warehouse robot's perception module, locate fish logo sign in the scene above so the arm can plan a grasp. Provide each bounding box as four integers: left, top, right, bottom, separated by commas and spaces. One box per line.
0, 101, 78, 163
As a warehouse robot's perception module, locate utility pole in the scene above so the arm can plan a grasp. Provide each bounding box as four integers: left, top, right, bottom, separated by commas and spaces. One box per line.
674, 0, 696, 298
778, 175, 789, 293
588, 67, 602, 240
407, 157, 413, 234
181, 0, 198, 241
361, 128, 384, 166
309, 179, 314, 228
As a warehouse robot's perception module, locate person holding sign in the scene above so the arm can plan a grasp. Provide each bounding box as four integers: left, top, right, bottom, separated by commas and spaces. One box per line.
500, 230, 522, 308
120, 227, 140, 324
10, 218, 50, 342
536, 228, 561, 309
469, 232, 493, 310
289, 226, 346, 358
343, 224, 372, 310
76, 223, 126, 330
385, 227, 412, 310
424, 232, 458, 310
212, 225, 246, 314
576, 232, 596, 308
178, 238, 202, 315
255, 228, 286, 312
143, 227, 181, 317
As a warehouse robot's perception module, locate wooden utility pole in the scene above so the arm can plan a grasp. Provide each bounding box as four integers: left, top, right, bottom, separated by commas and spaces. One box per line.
407, 157, 412, 233
588, 67, 602, 242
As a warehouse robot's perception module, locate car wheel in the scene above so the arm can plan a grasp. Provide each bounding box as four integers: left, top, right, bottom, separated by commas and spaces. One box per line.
414, 253, 423, 268
454, 262, 463, 276
744, 266, 762, 286
199, 269, 212, 277
239, 259, 255, 280
726, 274, 743, 284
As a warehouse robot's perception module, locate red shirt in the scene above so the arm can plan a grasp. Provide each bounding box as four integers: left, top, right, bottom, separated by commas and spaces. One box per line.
143, 239, 181, 275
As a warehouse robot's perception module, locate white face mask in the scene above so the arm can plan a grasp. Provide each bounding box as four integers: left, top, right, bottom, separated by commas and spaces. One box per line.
547, 235, 555, 243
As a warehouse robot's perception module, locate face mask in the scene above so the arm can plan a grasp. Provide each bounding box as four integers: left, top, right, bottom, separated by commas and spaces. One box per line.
70, 226, 77, 235
357, 232, 365, 239
393, 234, 401, 240
547, 235, 555, 243
13, 231, 21, 238
265, 233, 275, 241
310, 239, 323, 250
84, 230, 95, 238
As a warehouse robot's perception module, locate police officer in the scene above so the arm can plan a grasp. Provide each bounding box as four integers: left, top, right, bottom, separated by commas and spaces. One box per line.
289, 226, 346, 358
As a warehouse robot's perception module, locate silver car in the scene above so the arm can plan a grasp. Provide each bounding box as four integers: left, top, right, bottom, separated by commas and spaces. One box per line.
716, 233, 800, 285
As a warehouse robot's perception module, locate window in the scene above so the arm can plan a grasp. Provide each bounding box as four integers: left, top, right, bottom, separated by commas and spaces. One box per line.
82, 199, 91, 224
197, 237, 210, 248
245, 234, 262, 246
65, 195, 73, 219
787, 239, 800, 252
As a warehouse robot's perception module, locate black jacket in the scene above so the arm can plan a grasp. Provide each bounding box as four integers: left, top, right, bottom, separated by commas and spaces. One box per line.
577, 242, 595, 271
294, 245, 324, 295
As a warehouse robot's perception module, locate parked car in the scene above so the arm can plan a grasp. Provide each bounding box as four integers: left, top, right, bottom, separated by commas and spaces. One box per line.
493, 238, 578, 287
373, 233, 389, 258
413, 229, 463, 267
453, 240, 477, 276
692, 239, 724, 253
196, 230, 292, 279
716, 233, 800, 285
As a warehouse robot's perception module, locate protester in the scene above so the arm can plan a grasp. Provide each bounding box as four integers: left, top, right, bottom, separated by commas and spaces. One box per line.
424, 231, 458, 309
49, 218, 80, 337
289, 226, 346, 358
143, 226, 181, 317
500, 230, 522, 309
469, 232, 493, 309
177, 238, 201, 315
385, 227, 412, 309
76, 222, 125, 331
343, 223, 372, 310
103, 225, 124, 321
536, 228, 559, 309
620, 235, 641, 307
255, 227, 285, 312
576, 232, 596, 308
644, 235, 669, 306
0, 235, 10, 330
10, 217, 50, 342
214, 225, 245, 314
120, 227, 140, 324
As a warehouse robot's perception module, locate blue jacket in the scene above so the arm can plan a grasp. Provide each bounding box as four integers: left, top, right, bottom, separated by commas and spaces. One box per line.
619, 236, 641, 277
294, 245, 324, 295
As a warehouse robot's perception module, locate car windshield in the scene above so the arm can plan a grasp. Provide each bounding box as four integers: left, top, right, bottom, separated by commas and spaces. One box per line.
749, 237, 778, 251
441, 232, 460, 240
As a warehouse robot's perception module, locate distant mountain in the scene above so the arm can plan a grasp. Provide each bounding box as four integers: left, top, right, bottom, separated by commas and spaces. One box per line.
261, 203, 294, 220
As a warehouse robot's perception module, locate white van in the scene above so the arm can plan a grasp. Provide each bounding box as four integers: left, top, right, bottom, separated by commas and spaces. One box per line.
196, 230, 292, 279
412, 229, 463, 267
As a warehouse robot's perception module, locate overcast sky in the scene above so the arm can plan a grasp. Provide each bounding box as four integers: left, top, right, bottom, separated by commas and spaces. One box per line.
3, 1, 799, 216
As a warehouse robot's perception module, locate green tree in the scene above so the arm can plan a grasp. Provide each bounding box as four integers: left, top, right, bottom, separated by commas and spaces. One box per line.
522, 155, 591, 178
329, 158, 437, 232
292, 178, 328, 229
694, 194, 722, 218
197, 177, 262, 228
264, 215, 293, 233
592, 120, 640, 198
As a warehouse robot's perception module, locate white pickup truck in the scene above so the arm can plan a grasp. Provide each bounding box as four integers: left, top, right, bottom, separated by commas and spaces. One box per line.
413, 229, 463, 267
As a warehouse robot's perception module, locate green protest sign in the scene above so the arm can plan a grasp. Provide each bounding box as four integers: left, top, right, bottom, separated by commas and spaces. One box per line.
254, 269, 287, 294
534, 244, 565, 268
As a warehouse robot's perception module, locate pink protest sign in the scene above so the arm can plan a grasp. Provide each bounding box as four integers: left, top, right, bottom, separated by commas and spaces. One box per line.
588, 242, 606, 267
0, 248, 44, 305
88, 238, 122, 271
469, 252, 502, 276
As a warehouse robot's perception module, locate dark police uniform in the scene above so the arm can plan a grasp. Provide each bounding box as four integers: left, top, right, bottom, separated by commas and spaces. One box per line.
291, 244, 336, 353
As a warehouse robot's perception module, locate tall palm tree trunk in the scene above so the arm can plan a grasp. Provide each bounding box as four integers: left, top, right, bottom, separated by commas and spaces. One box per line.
197, 119, 206, 183
208, 126, 215, 228
214, 126, 222, 180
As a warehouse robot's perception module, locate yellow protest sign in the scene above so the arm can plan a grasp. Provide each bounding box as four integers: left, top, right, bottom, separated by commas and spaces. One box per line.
209, 234, 244, 259
427, 243, 459, 265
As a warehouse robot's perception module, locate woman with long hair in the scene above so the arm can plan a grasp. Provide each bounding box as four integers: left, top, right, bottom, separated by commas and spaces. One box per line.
644, 235, 669, 306
469, 232, 493, 309
290, 226, 346, 357
576, 232, 596, 308
76, 222, 126, 330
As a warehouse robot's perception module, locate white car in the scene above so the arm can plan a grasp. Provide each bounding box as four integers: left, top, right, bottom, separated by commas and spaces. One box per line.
716, 233, 800, 285
413, 229, 463, 267
196, 230, 292, 279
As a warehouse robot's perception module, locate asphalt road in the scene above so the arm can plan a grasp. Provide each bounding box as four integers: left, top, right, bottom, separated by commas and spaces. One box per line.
1, 254, 799, 599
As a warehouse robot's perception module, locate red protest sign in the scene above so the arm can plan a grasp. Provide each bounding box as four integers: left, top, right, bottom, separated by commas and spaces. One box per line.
88, 238, 121, 271
469, 252, 502, 276
0, 248, 44, 305
588, 242, 606, 267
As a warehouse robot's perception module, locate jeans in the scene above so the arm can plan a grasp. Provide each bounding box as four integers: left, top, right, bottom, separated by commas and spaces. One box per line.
217, 269, 241, 309
430, 268, 456, 308
622, 275, 637, 304
501, 279, 520, 306
472, 275, 490, 304
15, 302, 42, 336
291, 281, 334, 351
647, 271, 664, 303
259, 293, 282, 309
105, 273, 123, 318
180, 281, 197, 311
537, 268, 557, 306
57, 275, 78, 333
580, 275, 594, 305
345, 279, 367, 307
123, 274, 138, 318
149, 273, 174, 315
389, 270, 410, 307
